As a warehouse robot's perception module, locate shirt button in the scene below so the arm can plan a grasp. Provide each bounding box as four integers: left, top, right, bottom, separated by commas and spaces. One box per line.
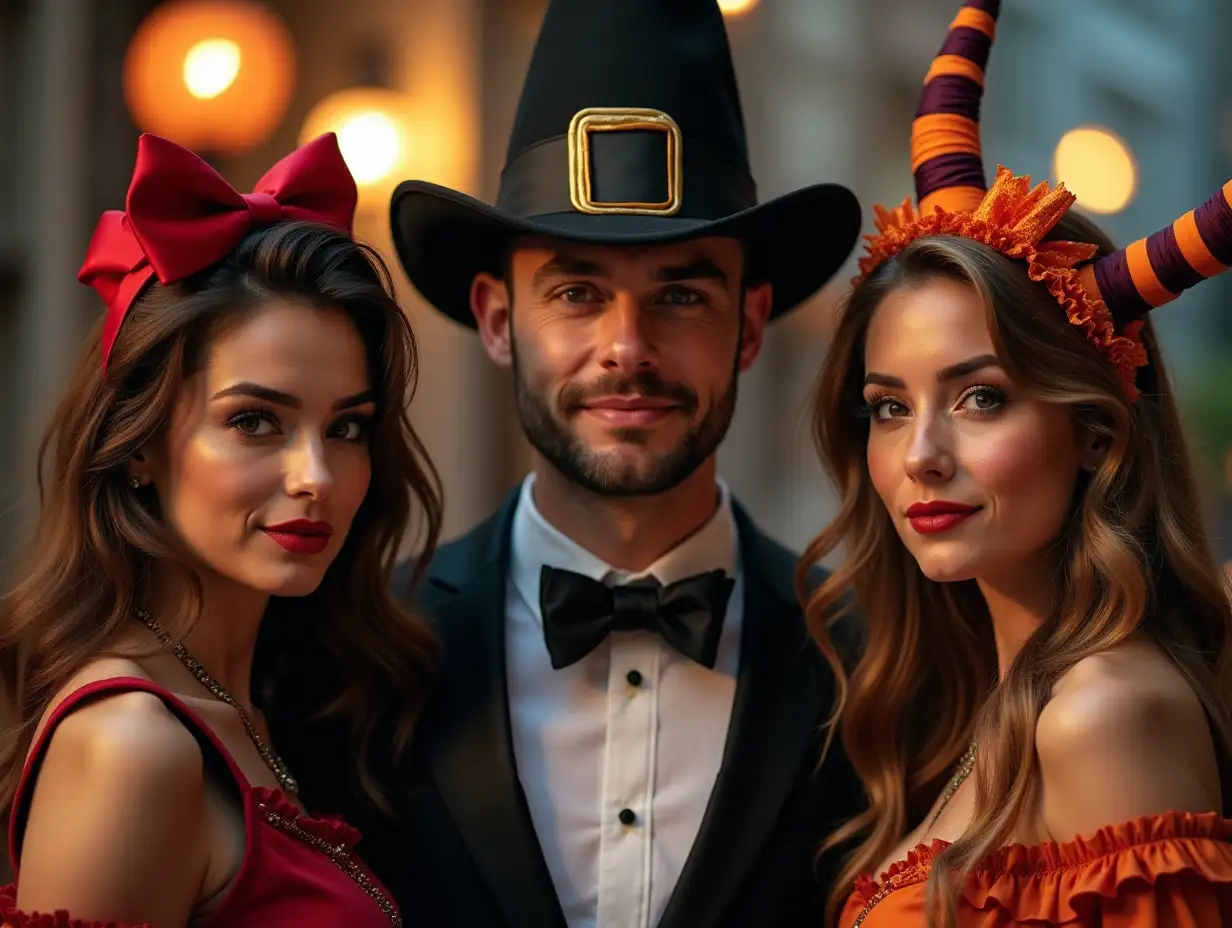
626, 669, 643, 687
618, 808, 637, 826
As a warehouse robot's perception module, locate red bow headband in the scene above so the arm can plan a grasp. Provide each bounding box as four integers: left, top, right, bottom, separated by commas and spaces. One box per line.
79, 132, 359, 377
860, 0, 1232, 401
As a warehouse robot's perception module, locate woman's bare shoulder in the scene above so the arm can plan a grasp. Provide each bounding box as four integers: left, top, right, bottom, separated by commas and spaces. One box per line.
15, 669, 210, 927
1035, 642, 1220, 841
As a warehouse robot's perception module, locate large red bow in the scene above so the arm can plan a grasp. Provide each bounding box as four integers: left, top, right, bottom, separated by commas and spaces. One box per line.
79, 132, 358, 376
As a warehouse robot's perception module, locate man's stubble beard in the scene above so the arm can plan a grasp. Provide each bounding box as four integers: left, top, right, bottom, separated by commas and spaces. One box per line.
510, 323, 742, 498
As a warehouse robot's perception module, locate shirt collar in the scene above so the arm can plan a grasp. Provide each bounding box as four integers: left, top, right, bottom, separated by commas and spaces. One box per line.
509, 473, 737, 626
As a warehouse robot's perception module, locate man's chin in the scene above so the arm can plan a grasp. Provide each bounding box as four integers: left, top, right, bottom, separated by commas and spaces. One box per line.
519, 400, 718, 497
572, 418, 686, 448
575, 443, 692, 480
569, 468, 682, 497
573, 446, 710, 494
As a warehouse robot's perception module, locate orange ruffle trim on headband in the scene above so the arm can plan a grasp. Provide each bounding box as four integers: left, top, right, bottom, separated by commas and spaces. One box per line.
858, 166, 1149, 401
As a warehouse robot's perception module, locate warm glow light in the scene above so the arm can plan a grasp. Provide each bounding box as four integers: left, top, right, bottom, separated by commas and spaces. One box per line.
1053, 126, 1138, 215
336, 111, 403, 185
183, 38, 241, 99
301, 88, 415, 203
717, 0, 758, 16
124, 1, 295, 155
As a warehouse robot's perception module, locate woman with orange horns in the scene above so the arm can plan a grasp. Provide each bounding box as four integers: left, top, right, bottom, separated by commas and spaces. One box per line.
803, 2, 1232, 925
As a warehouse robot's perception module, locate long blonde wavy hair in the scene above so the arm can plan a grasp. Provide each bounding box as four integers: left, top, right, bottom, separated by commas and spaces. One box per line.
800, 211, 1232, 925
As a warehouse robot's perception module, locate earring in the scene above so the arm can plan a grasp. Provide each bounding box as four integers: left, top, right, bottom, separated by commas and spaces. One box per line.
130, 476, 141, 490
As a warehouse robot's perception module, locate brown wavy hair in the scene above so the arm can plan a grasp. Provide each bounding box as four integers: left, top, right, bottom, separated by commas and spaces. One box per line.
0, 221, 442, 830
799, 211, 1232, 925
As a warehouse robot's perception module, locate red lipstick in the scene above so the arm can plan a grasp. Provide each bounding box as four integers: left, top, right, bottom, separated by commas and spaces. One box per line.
262, 519, 333, 555
904, 501, 982, 535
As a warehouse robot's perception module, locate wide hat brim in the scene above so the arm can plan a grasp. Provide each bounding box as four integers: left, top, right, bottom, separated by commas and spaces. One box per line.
390, 180, 862, 327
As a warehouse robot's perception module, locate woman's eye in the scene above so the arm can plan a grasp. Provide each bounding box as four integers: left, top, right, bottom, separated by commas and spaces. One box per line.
958, 387, 1006, 413
330, 417, 370, 441
869, 398, 909, 420
229, 412, 277, 436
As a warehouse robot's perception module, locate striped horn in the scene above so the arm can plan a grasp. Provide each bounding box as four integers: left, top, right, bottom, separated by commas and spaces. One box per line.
1078, 179, 1232, 324
912, 0, 1000, 215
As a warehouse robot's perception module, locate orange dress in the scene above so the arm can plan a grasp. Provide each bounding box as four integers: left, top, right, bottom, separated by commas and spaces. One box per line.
839, 811, 1232, 927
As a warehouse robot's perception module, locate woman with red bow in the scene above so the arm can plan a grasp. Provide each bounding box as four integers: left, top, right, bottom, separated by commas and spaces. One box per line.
0, 132, 438, 927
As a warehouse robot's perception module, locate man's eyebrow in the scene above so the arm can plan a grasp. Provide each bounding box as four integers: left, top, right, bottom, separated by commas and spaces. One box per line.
531, 255, 607, 289
653, 258, 728, 285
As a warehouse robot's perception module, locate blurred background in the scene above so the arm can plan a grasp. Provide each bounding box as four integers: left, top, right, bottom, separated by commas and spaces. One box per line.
1, 0, 1232, 569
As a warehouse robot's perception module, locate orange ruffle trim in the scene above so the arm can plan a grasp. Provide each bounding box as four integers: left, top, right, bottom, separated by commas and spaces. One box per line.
841, 810, 1232, 927
859, 166, 1149, 402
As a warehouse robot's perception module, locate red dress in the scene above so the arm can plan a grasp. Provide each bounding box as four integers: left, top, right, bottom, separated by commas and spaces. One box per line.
0, 676, 400, 928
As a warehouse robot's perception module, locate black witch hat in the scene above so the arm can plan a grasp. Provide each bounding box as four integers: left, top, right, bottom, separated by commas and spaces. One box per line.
390, 0, 862, 326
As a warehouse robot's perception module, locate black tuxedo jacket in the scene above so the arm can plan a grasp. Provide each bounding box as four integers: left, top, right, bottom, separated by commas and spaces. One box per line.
281, 490, 864, 927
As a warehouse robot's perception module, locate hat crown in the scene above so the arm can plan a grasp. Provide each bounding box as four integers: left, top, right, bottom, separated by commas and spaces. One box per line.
388, 0, 863, 332
505, 0, 749, 169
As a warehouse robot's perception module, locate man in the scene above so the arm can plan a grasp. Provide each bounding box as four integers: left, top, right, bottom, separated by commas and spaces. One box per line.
290, 0, 864, 925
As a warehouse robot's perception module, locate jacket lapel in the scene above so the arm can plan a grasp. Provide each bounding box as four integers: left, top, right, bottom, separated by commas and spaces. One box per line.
658, 502, 831, 928
416, 492, 568, 928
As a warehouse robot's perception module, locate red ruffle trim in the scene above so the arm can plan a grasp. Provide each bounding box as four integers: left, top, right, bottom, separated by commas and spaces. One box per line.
0, 791, 364, 927
0, 884, 151, 928
849, 811, 1232, 922
251, 786, 362, 849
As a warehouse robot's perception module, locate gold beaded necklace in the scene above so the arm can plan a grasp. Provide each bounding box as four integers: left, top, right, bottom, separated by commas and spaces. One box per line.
850, 740, 978, 927
138, 610, 403, 924
137, 608, 299, 796
927, 738, 977, 829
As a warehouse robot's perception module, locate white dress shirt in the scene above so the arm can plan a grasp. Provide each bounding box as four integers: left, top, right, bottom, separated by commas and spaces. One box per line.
506, 474, 744, 928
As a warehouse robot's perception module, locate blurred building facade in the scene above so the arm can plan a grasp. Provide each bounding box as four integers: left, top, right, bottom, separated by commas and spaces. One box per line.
0, 0, 1228, 569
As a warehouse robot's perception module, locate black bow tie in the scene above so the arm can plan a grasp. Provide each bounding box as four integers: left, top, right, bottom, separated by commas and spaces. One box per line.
538, 565, 735, 670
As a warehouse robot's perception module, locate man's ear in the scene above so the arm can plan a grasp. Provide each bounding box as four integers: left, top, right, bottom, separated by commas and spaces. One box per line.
471, 272, 513, 369
737, 282, 772, 373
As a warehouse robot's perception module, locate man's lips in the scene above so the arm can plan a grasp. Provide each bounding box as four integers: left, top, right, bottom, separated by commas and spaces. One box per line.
580, 396, 681, 426
583, 396, 680, 410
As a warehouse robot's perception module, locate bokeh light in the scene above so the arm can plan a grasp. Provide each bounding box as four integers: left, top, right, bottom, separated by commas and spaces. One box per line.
124, 1, 295, 155
717, 0, 758, 17
182, 38, 241, 100
1053, 127, 1138, 215
300, 88, 415, 201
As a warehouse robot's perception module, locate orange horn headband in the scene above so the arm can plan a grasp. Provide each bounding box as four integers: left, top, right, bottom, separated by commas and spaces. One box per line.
911, 0, 997, 213
859, 0, 1232, 403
